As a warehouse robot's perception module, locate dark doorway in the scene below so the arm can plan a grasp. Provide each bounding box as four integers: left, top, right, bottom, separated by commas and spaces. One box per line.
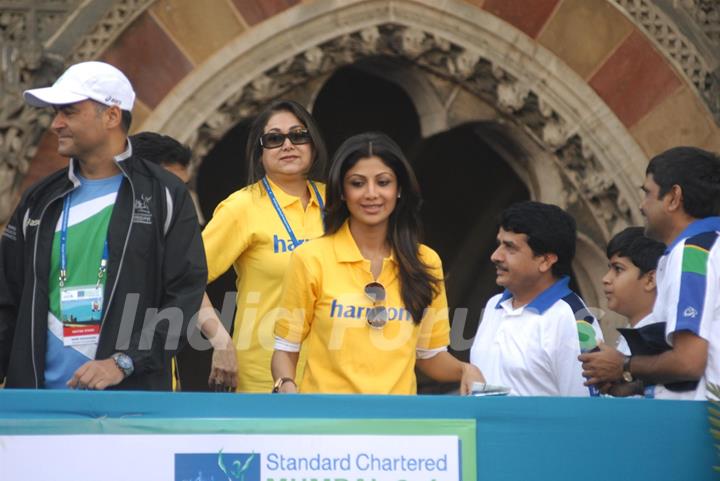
197, 119, 252, 221
313, 62, 422, 158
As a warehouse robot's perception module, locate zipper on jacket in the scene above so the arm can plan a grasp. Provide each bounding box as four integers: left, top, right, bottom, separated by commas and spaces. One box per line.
30, 188, 73, 388
98, 161, 135, 342
30, 144, 136, 387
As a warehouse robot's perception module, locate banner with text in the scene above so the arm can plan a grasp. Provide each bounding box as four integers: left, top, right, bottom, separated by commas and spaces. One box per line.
0, 418, 476, 481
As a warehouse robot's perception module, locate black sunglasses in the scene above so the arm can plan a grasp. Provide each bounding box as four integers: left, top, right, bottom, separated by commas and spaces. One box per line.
365, 281, 387, 329
260, 129, 312, 149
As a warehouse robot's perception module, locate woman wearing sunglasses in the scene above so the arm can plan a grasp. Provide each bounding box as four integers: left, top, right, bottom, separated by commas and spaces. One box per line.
201, 99, 327, 392
271, 132, 484, 394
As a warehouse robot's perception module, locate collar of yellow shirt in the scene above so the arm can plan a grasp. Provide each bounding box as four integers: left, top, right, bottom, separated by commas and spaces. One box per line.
264, 176, 324, 209
333, 220, 397, 265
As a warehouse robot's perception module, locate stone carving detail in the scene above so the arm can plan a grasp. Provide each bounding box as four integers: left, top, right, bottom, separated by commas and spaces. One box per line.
496, 80, 530, 113
0, 1, 79, 223
70, 0, 155, 62
541, 119, 570, 150
557, 137, 631, 226
191, 23, 632, 236
614, 0, 720, 124
684, 0, 720, 44
0, 0, 152, 224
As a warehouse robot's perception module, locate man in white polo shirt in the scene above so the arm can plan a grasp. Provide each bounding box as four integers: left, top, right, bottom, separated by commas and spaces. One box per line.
470, 201, 603, 396
580, 147, 720, 400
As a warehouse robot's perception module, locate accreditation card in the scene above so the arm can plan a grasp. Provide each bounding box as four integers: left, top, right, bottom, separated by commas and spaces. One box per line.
59, 285, 103, 346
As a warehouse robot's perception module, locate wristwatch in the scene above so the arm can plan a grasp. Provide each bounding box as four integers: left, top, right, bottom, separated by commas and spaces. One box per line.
111, 352, 134, 379
622, 355, 634, 383
272, 377, 295, 393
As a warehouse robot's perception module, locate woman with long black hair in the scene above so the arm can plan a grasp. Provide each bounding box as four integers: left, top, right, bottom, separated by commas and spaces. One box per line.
271, 132, 484, 394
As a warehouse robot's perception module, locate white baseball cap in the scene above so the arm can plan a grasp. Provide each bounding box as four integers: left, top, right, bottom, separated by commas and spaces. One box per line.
24, 61, 135, 111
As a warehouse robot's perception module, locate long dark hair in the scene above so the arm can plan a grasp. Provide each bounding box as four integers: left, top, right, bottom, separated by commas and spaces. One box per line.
245, 99, 327, 184
324, 132, 440, 324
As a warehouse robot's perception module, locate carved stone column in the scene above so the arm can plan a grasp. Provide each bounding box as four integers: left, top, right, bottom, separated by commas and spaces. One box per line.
0, 1, 74, 223
0, 0, 153, 225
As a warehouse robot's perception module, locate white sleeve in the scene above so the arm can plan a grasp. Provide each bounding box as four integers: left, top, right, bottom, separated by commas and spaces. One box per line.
698, 253, 719, 342
274, 336, 301, 352
659, 245, 713, 344
416, 346, 446, 359
592, 317, 604, 343
616, 335, 631, 356
469, 295, 502, 368
549, 306, 592, 397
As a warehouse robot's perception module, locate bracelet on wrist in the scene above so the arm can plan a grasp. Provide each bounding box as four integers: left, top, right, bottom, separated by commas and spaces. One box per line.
272, 377, 296, 393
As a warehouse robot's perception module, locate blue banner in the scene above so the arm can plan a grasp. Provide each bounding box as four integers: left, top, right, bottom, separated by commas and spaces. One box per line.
0, 390, 715, 481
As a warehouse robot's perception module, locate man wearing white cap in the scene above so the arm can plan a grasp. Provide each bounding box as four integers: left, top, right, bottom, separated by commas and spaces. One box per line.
0, 61, 207, 390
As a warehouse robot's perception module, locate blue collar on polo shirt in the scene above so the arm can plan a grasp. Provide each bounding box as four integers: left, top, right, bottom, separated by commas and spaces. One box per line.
664, 216, 720, 254
495, 275, 572, 314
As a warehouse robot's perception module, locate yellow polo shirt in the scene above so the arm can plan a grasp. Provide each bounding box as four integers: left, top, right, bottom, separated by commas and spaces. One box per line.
202, 178, 325, 392
274, 220, 450, 394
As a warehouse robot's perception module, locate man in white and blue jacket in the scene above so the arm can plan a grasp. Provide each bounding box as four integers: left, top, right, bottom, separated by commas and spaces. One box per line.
581, 147, 720, 400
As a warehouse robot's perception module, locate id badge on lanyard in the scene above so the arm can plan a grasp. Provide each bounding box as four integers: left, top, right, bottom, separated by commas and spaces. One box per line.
58, 193, 108, 347
60, 285, 102, 346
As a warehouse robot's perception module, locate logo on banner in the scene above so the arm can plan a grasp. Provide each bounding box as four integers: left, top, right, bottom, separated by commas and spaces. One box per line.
175, 451, 260, 481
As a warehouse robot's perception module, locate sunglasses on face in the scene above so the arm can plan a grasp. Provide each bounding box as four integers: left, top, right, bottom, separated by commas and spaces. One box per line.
365, 281, 388, 329
259, 129, 312, 149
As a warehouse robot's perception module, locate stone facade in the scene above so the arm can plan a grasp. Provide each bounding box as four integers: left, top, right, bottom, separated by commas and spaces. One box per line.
1, 0, 719, 340
0, 0, 153, 223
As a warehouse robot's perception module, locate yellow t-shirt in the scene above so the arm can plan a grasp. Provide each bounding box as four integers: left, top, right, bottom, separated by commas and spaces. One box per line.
274, 220, 450, 395
202, 178, 325, 392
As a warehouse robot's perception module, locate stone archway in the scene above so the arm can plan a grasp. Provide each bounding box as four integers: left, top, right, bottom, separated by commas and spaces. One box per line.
0, 0, 657, 339
9, 0, 720, 229
142, 1, 644, 233
136, 1, 651, 335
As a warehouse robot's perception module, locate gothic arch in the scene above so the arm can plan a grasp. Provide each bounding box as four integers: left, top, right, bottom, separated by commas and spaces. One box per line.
10, 0, 720, 229
131, 0, 659, 320
142, 0, 645, 234
3, 0, 719, 344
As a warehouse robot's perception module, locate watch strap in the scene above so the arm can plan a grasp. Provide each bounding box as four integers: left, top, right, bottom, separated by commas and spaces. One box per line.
111, 352, 134, 379
272, 377, 296, 393
622, 355, 633, 382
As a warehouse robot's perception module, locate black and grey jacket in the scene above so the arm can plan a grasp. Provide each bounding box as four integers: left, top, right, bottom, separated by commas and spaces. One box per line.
0, 143, 207, 390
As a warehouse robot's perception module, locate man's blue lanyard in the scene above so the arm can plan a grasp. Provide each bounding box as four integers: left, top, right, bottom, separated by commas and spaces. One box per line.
59, 193, 109, 288
261, 177, 324, 249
